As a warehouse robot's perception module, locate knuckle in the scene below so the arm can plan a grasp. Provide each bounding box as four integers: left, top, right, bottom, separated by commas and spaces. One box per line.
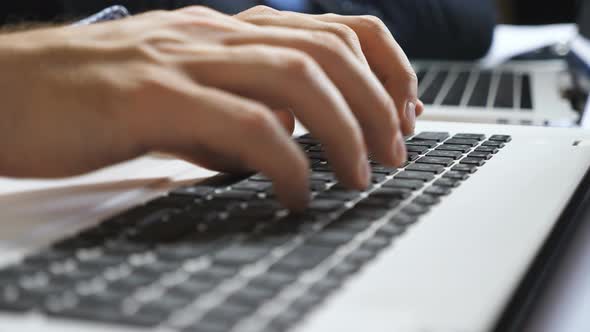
127, 67, 169, 98
399, 67, 419, 93
144, 10, 169, 19
239, 106, 276, 134
358, 15, 387, 32
406, 70, 418, 87
247, 5, 280, 16
327, 23, 361, 47
180, 5, 218, 16
309, 31, 349, 55
279, 50, 319, 80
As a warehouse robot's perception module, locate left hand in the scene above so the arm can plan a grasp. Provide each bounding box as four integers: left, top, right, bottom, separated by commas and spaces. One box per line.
235, 5, 424, 136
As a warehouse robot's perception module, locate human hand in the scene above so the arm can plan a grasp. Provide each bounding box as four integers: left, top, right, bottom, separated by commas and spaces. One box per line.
0, 6, 419, 210
236, 6, 424, 135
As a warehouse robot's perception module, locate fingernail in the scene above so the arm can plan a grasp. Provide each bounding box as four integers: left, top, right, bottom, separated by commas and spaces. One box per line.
394, 132, 407, 166
405, 101, 416, 131
358, 157, 371, 189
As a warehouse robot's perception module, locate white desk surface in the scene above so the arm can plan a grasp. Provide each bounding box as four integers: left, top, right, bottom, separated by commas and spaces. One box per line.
0, 24, 589, 331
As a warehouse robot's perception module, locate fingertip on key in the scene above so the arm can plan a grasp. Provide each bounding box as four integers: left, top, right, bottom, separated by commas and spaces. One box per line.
394, 132, 407, 167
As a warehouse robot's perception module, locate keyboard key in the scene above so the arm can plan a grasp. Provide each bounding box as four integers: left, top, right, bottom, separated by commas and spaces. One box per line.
395, 171, 435, 182
306, 230, 358, 247
475, 146, 499, 154
191, 265, 237, 282
109, 273, 158, 292
370, 173, 387, 184
443, 171, 470, 180
424, 186, 452, 196
467, 70, 492, 107
376, 223, 405, 238
0, 285, 37, 312
420, 70, 449, 104
310, 171, 336, 182
226, 286, 277, 306
453, 133, 486, 141
370, 188, 412, 200
434, 178, 460, 188
389, 213, 418, 226
407, 145, 430, 154
232, 181, 272, 192
413, 195, 441, 206
407, 153, 421, 162
130, 212, 195, 243
444, 138, 479, 147
362, 235, 392, 251
460, 158, 486, 166
416, 157, 454, 167
213, 244, 270, 266
426, 150, 463, 159
401, 204, 430, 216
340, 255, 375, 278
170, 186, 215, 198
451, 164, 478, 174
489, 135, 512, 143
317, 189, 362, 201
482, 141, 506, 148
46, 301, 165, 327
309, 180, 330, 192
412, 132, 450, 142
307, 199, 345, 212
493, 72, 515, 108
407, 163, 446, 175
383, 179, 424, 190
468, 152, 493, 160
329, 214, 374, 232
272, 246, 335, 272
215, 190, 258, 201
520, 74, 533, 109
442, 71, 469, 106
406, 140, 438, 148
167, 279, 213, 300
370, 165, 398, 175
355, 196, 401, 210
435, 144, 472, 153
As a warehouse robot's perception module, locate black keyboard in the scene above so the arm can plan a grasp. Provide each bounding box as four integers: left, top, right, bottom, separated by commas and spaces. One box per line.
0, 132, 511, 331
416, 67, 533, 110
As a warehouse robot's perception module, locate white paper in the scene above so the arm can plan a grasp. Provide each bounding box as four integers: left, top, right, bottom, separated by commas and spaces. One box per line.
480, 24, 577, 67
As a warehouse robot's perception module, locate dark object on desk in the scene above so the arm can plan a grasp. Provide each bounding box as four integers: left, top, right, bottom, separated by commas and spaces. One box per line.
0, 0, 496, 60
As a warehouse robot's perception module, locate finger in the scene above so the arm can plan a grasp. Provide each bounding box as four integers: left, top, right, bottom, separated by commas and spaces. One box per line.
170, 44, 371, 189
175, 6, 404, 166
273, 108, 296, 134
311, 14, 421, 135
221, 28, 406, 167
137, 78, 311, 210
235, 6, 369, 68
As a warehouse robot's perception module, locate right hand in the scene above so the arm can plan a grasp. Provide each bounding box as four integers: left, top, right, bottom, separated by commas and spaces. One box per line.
0, 6, 414, 210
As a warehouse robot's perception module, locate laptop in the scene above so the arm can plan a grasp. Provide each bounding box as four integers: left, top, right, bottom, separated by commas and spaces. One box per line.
2, 119, 590, 332
412, 59, 577, 126
412, 11, 587, 128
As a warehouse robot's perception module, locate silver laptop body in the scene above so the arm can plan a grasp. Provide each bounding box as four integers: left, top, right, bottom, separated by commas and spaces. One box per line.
1, 121, 589, 332
413, 60, 577, 126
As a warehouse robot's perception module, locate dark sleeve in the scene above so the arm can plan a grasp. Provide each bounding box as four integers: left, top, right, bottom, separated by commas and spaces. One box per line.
0, 0, 260, 24
314, 0, 496, 60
